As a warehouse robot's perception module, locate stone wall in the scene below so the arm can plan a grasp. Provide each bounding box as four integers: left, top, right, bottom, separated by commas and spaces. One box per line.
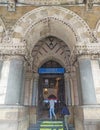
0, 105, 29, 130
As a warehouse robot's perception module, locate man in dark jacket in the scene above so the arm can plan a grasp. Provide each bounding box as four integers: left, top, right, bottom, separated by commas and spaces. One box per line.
61, 103, 70, 116
61, 103, 70, 130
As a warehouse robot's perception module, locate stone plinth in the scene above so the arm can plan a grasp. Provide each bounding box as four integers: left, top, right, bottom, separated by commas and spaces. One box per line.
74, 106, 100, 130
29, 106, 37, 125
0, 105, 29, 130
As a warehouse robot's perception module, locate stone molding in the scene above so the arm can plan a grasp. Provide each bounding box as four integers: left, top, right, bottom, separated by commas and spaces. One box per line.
69, 43, 100, 64
75, 43, 100, 55
0, 42, 26, 56
0, 0, 99, 6
17, 0, 84, 5
33, 73, 39, 80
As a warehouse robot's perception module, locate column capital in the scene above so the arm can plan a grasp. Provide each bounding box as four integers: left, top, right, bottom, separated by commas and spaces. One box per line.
33, 73, 39, 79
25, 72, 33, 79
69, 43, 100, 65
75, 43, 100, 56
0, 41, 27, 57
1, 55, 25, 61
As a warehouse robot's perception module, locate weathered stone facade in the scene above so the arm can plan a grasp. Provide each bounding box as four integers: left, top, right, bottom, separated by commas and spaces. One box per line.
0, 0, 100, 130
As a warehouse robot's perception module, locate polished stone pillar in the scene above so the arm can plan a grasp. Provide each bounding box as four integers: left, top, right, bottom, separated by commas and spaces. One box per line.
91, 59, 100, 104
0, 58, 10, 104
64, 73, 71, 105
5, 56, 24, 105
78, 56, 97, 105
32, 73, 39, 106
0, 59, 3, 76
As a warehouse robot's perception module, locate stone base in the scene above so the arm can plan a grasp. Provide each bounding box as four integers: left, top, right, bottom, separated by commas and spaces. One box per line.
68, 106, 74, 125
74, 105, 100, 130
0, 105, 29, 130
29, 106, 37, 125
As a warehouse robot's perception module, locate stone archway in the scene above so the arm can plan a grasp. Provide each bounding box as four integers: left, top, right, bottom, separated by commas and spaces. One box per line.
12, 6, 93, 50
11, 6, 94, 126
29, 35, 77, 124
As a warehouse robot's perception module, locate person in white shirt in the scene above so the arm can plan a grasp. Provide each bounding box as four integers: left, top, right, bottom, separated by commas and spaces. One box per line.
49, 99, 56, 120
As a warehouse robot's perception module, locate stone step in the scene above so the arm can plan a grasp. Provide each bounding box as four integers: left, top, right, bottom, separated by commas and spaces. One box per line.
28, 120, 75, 130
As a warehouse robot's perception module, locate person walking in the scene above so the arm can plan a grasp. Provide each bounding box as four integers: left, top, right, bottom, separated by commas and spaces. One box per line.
49, 99, 57, 120
61, 103, 70, 130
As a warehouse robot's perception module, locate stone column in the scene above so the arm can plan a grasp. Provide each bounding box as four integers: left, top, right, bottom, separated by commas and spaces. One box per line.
24, 72, 33, 106
32, 73, 39, 106
91, 59, 100, 104
0, 56, 8, 104
0, 57, 3, 75
64, 73, 71, 105
78, 56, 97, 105
5, 56, 24, 105
69, 78, 74, 105
71, 68, 79, 105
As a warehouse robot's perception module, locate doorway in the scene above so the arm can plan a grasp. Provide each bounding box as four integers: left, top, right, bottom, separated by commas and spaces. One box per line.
37, 60, 65, 119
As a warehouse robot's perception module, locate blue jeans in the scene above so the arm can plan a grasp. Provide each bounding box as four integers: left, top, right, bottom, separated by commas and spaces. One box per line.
49, 107, 56, 119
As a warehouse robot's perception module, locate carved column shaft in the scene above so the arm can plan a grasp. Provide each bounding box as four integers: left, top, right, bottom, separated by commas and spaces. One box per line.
24, 71, 33, 106
32, 73, 39, 106
71, 70, 79, 105
0, 56, 8, 104
64, 73, 72, 105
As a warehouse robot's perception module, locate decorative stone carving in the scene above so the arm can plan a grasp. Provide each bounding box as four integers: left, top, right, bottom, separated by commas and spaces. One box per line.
69, 43, 100, 65
0, 42, 26, 56
2, 30, 12, 43
12, 6, 92, 46
75, 43, 100, 55
17, 0, 84, 5
7, 0, 16, 12
86, 0, 94, 10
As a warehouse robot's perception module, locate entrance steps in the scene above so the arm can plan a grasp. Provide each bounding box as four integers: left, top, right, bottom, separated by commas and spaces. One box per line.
28, 120, 75, 130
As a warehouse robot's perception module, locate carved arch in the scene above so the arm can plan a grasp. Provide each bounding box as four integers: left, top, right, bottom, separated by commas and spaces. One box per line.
34, 56, 67, 73
12, 6, 94, 50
